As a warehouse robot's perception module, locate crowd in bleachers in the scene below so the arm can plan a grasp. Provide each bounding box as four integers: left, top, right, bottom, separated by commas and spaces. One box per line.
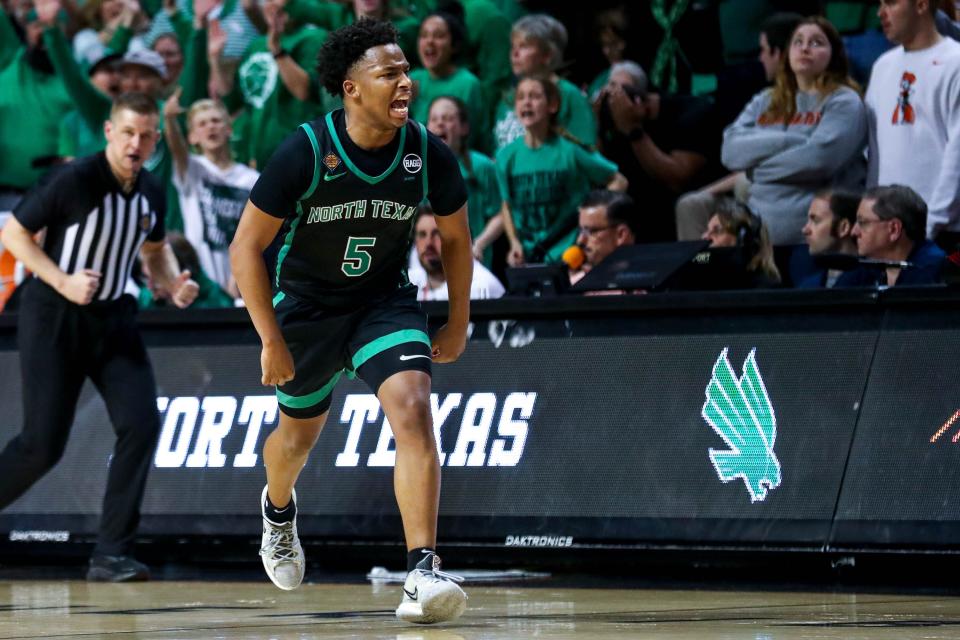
2, 0, 960, 309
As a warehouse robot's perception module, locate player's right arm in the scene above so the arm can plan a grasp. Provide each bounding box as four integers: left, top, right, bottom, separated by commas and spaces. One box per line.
229, 202, 292, 387
232, 127, 312, 386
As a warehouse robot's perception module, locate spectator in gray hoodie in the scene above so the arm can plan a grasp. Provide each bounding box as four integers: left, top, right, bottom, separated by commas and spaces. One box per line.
721, 16, 867, 246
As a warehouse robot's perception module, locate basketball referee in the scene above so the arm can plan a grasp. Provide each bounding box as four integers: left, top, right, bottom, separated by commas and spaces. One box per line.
0, 93, 199, 582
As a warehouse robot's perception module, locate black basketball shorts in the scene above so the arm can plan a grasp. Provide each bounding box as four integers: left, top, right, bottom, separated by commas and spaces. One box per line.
273, 284, 432, 419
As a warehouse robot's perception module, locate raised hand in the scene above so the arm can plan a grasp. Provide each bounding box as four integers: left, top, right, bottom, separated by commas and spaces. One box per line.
264, 0, 287, 53
33, 0, 62, 26
207, 17, 227, 60
193, 0, 219, 23
162, 86, 184, 119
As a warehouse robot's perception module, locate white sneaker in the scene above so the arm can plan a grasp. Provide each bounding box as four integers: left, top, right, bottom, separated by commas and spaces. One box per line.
259, 485, 305, 590
395, 552, 467, 624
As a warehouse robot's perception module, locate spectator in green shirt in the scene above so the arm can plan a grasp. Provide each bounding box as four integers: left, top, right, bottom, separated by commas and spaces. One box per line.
427, 95, 501, 267
497, 74, 626, 266
410, 6, 486, 150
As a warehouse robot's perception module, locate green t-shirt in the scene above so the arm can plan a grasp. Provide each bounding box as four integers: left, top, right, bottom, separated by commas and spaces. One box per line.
58, 109, 106, 159
493, 77, 598, 154
495, 135, 617, 262
225, 26, 338, 171
410, 66, 488, 150
460, 149, 500, 266
0, 50, 73, 189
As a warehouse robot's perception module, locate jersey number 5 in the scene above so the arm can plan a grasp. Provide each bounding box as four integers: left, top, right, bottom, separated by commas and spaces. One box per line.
342, 236, 376, 277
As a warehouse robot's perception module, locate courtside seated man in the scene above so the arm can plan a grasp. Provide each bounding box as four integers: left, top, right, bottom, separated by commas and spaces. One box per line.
229, 19, 473, 624
0, 93, 199, 581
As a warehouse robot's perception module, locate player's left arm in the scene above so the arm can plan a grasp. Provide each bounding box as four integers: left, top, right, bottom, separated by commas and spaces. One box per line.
425, 125, 471, 362
433, 204, 472, 363
140, 240, 199, 308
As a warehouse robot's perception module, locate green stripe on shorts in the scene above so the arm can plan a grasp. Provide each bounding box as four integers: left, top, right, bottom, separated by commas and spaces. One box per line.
351, 329, 431, 371
277, 371, 342, 409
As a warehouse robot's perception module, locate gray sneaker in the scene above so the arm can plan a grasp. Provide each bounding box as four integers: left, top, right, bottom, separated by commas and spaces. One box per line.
259, 485, 305, 590
395, 552, 467, 624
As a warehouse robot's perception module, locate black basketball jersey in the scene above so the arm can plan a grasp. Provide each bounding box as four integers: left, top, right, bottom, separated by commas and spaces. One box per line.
257, 109, 465, 305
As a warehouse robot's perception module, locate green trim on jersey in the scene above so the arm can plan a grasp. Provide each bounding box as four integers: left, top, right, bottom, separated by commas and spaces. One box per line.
299, 123, 322, 200
324, 111, 407, 184
274, 201, 306, 289
418, 121, 429, 199
277, 371, 342, 409
274, 124, 322, 295
351, 329, 431, 370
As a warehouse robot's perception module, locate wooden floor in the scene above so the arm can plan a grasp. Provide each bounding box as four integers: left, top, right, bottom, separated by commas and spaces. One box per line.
3, 578, 960, 639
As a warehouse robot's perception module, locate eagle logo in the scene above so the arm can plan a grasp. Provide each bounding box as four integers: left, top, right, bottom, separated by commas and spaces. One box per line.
702, 348, 781, 502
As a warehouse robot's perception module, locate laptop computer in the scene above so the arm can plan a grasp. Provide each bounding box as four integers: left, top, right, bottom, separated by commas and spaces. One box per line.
569, 240, 710, 293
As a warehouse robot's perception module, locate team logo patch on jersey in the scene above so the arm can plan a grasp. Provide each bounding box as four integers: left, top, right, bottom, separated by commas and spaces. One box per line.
403, 154, 422, 173
323, 153, 341, 171
140, 213, 152, 232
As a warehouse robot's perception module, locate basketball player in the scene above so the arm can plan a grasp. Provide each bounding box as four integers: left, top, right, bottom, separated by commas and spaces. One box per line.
229, 19, 473, 624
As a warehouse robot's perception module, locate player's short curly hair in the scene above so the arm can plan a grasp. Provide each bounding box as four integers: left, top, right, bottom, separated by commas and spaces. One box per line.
316, 18, 399, 98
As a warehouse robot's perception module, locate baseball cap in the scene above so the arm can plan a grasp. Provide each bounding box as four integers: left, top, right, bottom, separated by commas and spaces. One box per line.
120, 49, 167, 80
88, 50, 122, 76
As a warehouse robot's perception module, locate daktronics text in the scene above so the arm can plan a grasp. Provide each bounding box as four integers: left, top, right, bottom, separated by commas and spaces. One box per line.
153, 392, 536, 469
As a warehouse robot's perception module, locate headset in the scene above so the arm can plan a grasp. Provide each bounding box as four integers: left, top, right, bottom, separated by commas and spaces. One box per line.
736, 209, 763, 259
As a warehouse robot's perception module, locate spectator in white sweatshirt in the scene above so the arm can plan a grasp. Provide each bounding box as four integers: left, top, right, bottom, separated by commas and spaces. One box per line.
866, 0, 960, 248
722, 16, 867, 246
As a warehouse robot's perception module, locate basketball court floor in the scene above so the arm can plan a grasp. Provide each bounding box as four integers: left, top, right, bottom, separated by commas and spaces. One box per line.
3, 578, 960, 639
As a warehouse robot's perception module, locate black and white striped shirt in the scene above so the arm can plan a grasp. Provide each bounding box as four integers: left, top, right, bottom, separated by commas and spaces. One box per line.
14, 152, 165, 302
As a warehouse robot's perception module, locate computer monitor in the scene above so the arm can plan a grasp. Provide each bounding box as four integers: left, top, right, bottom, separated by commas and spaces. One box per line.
505, 264, 569, 296
569, 241, 710, 293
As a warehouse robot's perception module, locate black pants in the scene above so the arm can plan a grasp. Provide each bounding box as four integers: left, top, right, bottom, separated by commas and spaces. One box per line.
0, 280, 160, 556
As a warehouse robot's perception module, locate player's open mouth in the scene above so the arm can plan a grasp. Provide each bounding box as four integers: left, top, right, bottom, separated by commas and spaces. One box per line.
390, 99, 409, 118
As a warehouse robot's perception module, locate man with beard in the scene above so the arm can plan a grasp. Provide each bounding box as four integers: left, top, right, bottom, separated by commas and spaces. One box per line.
0, 1, 72, 209
410, 204, 504, 301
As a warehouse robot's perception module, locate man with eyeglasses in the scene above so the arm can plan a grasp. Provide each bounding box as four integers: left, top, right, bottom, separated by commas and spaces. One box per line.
569, 190, 637, 285
836, 184, 945, 287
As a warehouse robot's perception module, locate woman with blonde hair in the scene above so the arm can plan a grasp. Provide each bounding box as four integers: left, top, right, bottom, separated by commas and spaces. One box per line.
721, 16, 867, 246
701, 198, 781, 288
